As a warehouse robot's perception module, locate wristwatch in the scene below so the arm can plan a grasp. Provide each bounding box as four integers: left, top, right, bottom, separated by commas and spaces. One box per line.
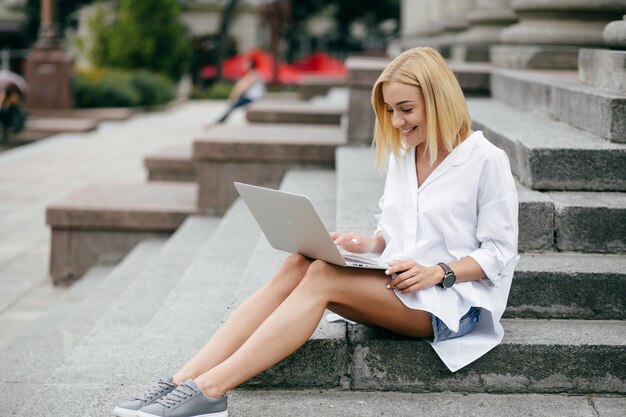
437, 262, 456, 289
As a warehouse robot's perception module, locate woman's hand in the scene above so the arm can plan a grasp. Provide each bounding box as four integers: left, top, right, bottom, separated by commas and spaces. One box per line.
330, 232, 382, 254
385, 260, 444, 293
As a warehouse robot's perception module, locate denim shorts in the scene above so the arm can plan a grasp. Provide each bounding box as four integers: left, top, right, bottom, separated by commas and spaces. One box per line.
430, 307, 481, 343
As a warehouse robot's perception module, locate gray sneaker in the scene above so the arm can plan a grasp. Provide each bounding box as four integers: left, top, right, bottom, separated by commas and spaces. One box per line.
113, 377, 177, 417
137, 379, 227, 417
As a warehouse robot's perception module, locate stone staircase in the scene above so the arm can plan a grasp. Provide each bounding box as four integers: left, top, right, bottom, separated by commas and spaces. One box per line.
9, 58, 624, 416
7, 164, 624, 415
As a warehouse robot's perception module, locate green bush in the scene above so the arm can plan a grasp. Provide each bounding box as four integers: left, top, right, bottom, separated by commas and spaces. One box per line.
73, 68, 176, 108
190, 82, 233, 100
129, 70, 177, 106
86, 0, 192, 81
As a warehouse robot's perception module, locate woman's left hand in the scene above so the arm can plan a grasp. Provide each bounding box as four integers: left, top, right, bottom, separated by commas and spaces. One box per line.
385, 260, 444, 293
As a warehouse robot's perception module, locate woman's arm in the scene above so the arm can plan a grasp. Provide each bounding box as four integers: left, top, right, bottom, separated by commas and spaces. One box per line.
385, 256, 486, 294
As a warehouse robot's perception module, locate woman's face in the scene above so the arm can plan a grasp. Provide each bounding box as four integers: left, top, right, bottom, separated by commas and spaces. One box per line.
382, 81, 427, 148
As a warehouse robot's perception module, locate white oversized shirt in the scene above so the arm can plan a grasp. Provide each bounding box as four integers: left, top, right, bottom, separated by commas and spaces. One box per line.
376, 130, 519, 372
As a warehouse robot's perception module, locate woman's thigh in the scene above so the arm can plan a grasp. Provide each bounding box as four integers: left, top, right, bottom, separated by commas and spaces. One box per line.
303, 261, 433, 339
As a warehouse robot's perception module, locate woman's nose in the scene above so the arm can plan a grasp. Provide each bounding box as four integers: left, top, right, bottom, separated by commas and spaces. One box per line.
391, 112, 404, 128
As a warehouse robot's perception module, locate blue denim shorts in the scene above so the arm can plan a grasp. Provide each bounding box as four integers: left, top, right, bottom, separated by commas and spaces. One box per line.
430, 307, 481, 343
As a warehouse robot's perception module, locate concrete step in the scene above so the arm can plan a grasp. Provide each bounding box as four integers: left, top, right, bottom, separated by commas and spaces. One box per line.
28, 107, 137, 122
0, 238, 167, 416
508, 253, 626, 320
46, 181, 197, 283
16, 117, 99, 142
348, 318, 626, 394
227, 390, 624, 417
17, 206, 259, 416
467, 98, 626, 192
246, 100, 345, 125
490, 68, 625, 143
194, 123, 345, 215
144, 145, 196, 182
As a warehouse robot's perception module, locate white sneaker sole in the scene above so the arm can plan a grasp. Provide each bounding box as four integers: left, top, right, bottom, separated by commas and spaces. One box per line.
137, 411, 227, 417
113, 406, 139, 417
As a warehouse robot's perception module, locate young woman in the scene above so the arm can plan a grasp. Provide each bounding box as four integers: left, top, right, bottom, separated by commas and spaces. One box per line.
114, 47, 518, 417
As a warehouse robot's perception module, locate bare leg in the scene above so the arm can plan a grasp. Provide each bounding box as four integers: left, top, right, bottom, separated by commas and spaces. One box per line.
194, 260, 433, 397
173, 254, 311, 384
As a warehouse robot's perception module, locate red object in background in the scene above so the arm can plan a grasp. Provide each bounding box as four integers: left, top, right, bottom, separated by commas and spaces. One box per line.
200, 49, 346, 85
292, 52, 346, 77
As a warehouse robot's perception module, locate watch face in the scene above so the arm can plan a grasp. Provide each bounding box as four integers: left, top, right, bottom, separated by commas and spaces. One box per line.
443, 273, 456, 288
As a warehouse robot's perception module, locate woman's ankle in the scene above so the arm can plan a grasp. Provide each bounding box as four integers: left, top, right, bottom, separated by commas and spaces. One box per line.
195, 376, 226, 398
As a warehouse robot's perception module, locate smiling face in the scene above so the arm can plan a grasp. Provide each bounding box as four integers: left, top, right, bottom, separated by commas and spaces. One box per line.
381, 81, 427, 148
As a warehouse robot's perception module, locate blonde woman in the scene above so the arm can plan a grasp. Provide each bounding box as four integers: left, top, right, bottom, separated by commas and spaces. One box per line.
114, 47, 518, 417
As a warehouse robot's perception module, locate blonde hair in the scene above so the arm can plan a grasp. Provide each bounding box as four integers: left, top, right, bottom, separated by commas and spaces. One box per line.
371, 47, 471, 168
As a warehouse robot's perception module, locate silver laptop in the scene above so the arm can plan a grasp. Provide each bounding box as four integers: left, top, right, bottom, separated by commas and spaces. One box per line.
234, 182, 387, 269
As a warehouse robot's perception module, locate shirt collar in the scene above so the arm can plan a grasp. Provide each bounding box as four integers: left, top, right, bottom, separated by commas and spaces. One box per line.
408, 130, 482, 192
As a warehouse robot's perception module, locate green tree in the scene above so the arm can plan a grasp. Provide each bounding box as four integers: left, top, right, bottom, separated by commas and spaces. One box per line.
90, 0, 192, 80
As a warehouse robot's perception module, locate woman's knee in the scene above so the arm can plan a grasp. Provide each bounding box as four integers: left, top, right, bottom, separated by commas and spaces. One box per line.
266, 254, 311, 293
301, 260, 335, 288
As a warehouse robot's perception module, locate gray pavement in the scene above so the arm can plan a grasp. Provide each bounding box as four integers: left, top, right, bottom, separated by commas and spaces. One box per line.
0, 99, 243, 347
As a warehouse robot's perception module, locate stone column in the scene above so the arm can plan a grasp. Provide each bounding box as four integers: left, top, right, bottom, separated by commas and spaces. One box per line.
491, 0, 626, 69
25, 0, 74, 109
391, 0, 447, 53
436, 0, 475, 57
451, 0, 518, 62
579, 16, 626, 94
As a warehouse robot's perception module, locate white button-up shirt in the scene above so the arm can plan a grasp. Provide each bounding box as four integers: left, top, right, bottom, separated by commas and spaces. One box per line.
376, 130, 519, 372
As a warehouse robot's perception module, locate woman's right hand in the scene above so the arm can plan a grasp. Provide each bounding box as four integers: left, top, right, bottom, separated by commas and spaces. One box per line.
330, 232, 382, 254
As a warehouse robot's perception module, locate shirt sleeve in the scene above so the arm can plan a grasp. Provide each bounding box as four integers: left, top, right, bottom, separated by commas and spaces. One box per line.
468, 149, 519, 287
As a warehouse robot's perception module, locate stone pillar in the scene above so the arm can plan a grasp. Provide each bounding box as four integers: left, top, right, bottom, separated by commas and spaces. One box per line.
25, 0, 74, 109
579, 16, 626, 94
491, 0, 626, 69
436, 0, 475, 57
451, 0, 518, 62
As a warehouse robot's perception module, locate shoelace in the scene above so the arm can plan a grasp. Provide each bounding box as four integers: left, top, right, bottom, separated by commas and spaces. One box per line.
136, 379, 176, 402
156, 382, 198, 407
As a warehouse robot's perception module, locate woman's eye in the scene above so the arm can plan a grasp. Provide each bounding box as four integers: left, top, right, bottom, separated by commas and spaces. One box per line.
385, 108, 393, 113
401, 108, 412, 114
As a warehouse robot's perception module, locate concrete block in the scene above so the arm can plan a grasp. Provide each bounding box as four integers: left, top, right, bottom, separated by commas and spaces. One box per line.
246, 101, 344, 125
579, 49, 626, 94
346, 88, 375, 145
299, 75, 346, 100
517, 184, 554, 251
551, 82, 626, 144
144, 145, 196, 182
46, 182, 197, 283
491, 45, 581, 69
194, 124, 344, 215
48, 228, 167, 285
509, 253, 626, 319
468, 98, 626, 191
550, 192, 626, 253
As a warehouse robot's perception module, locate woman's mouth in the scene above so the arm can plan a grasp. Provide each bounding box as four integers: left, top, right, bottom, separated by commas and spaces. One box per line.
401, 126, 417, 136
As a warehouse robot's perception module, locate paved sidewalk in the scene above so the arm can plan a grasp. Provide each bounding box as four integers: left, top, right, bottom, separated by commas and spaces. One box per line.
0, 99, 244, 348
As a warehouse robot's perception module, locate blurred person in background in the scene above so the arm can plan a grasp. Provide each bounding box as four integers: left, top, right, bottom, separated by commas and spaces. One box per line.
212, 57, 265, 125
0, 71, 28, 144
